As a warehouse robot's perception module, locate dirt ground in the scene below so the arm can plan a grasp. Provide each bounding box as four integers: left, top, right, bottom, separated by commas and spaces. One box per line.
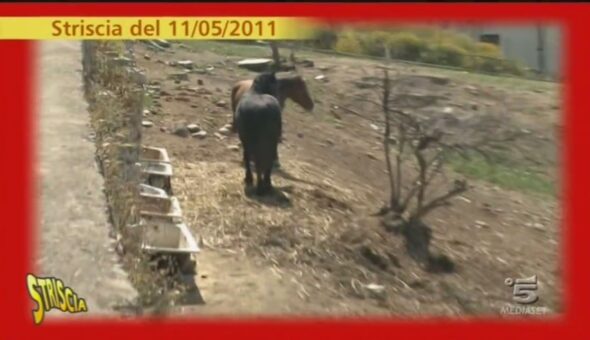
132, 41, 561, 317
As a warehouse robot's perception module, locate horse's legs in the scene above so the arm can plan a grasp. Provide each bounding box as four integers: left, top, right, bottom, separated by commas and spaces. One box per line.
243, 144, 253, 186
255, 166, 265, 195
274, 120, 282, 169
263, 166, 272, 192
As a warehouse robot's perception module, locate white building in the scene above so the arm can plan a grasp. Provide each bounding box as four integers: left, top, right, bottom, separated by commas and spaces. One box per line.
448, 24, 562, 79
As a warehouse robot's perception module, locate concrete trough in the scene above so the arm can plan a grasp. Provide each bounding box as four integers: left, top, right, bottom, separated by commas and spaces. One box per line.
140, 214, 183, 250
141, 220, 200, 255
140, 193, 197, 252
140, 161, 173, 193
139, 184, 172, 213
140, 146, 170, 164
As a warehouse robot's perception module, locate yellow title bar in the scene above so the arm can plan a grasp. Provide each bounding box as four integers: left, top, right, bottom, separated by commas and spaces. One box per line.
0, 17, 321, 40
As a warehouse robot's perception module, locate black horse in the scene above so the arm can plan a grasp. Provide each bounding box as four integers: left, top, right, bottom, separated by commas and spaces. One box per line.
235, 72, 282, 195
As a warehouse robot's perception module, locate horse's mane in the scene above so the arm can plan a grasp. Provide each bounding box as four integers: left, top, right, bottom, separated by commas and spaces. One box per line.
251, 72, 278, 95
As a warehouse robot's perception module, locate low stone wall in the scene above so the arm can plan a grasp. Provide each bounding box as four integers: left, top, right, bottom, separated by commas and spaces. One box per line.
83, 41, 168, 308
82, 41, 144, 245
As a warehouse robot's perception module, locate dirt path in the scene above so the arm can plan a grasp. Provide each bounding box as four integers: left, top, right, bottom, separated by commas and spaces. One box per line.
36, 41, 137, 318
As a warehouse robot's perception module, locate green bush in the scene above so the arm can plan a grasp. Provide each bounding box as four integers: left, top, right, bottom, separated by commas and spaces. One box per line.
334, 31, 363, 54
471, 56, 527, 76
360, 31, 390, 57
423, 43, 467, 67
440, 32, 476, 52
474, 42, 502, 57
386, 32, 429, 61
312, 28, 338, 50
319, 27, 529, 77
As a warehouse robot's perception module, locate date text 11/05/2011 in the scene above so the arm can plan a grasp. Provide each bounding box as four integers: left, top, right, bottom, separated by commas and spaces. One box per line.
170, 20, 276, 38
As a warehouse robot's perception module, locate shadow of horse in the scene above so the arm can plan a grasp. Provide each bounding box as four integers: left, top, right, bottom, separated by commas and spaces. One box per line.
244, 184, 293, 207
274, 167, 334, 192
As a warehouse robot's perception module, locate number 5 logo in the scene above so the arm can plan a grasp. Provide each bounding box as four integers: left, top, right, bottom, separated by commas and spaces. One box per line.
505, 275, 539, 305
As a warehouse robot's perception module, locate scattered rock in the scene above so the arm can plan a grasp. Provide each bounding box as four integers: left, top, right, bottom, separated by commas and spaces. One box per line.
532, 222, 545, 231
110, 56, 133, 66
168, 72, 189, 82
475, 220, 489, 228
142, 121, 154, 128
216, 100, 228, 108
154, 39, 171, 48
314, 74, 327, 81
443, 107, 454, 114
370, 123, 380, 131
159, 127, 167, 133
197, 79, 204, 86
297, 59, 314, 68
192, 131, 207, 139
465, 85, 478, 95
363, 283, 386, 300
218, 126, 231, 136
189, 87, 212, 95
471, 104, 479, 111
144, 54, 151, 60
177, 60, 194, 69
142, 109, 151, 116
206, 66, 215, 72
175, 96, 190, 102
458, 196, 472, 204
366, 153, 378, 160
173, 126, 190, 138
297, 133, 304, 138
227, 145, 240, 152
186, 124, 201, 133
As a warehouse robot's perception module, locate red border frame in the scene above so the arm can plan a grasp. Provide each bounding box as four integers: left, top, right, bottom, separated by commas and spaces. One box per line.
1, 2, 588, 339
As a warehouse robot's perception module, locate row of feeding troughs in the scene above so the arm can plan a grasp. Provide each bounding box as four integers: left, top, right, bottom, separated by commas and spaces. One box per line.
136, 145, 200, 274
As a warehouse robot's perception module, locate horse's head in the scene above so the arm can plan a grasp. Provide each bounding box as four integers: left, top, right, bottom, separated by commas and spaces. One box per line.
279, 75, 314, 112
252, 71, 278, 96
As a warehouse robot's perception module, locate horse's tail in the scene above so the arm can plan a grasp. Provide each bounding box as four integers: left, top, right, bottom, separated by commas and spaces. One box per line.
230, 82, 242, 132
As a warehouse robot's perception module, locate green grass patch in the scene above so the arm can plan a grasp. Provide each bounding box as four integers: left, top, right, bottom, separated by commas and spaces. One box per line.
179, 40, 270, 58
448, 154, 555, 196
143, 92, 154, 109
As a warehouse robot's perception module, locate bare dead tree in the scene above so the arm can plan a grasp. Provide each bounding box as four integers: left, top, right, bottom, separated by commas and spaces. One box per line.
373, 68, 525, 230
335, 66, 526, 270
